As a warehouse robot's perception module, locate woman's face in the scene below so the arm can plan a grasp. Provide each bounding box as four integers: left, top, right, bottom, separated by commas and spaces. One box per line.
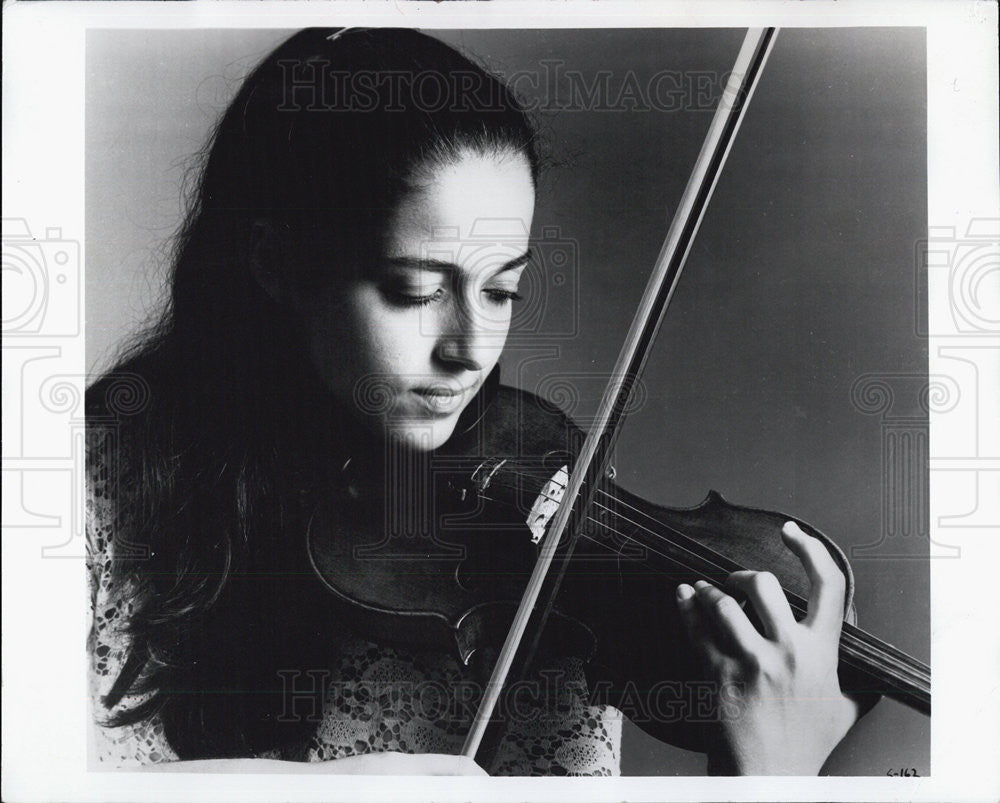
302, 150, 535, 451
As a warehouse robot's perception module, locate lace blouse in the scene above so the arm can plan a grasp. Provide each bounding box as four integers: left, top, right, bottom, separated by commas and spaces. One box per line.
86, 431, 622, 775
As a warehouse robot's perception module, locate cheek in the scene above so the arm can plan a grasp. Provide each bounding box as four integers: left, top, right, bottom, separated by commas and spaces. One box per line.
483, 323, 508, 366
480, 304, 512, 362
302, 314, 352, 400
304, 287, 435, 392
363, 313, 436, 376
300, 294, 369, 398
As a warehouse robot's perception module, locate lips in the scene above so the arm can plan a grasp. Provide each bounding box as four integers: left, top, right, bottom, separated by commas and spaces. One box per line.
411, 382, 477, 416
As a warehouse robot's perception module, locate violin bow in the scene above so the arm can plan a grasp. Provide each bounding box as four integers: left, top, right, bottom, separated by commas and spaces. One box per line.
462, 27, 780, 767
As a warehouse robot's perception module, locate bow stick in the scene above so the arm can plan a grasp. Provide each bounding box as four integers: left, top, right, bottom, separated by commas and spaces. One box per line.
462, 27, 780, 766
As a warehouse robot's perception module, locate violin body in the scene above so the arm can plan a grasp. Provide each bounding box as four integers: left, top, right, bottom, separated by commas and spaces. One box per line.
306, 382, 899, 752
305, 383, 601, 667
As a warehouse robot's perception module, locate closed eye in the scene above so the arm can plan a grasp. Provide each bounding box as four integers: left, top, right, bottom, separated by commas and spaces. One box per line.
484, 288, 523, 305
386, 287, 446, 308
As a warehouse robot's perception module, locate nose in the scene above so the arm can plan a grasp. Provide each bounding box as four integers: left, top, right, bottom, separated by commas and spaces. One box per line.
434, 332, 484, 373
432, 304, 492, 373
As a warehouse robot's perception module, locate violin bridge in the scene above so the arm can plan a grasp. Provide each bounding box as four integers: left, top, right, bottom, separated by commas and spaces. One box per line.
527, 465, 569, 544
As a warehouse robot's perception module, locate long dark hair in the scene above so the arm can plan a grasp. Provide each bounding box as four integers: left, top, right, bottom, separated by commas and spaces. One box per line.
87, 27, 540, 759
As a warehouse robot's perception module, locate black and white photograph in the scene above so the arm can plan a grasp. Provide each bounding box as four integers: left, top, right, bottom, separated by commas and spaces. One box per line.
2, 2, 998, 801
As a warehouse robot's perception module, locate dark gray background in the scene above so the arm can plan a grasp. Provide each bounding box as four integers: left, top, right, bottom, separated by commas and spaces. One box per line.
87, 27, 929, 775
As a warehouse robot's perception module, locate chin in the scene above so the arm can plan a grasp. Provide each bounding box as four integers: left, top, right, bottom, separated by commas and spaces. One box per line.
385, 415, 459, 452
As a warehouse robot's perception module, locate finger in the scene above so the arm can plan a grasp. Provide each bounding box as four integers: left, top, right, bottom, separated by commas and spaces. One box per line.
693, 580, 767, 658
724, 570, 796, 642
676, 584, 727, 668
676, 584, 696, 636
781, 521, 847, 632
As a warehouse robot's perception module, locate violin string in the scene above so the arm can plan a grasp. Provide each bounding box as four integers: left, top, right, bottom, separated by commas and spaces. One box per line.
489, 474, 760, 588
488, 473, 805, 606
453, 481, 927, 693
469, 487, 653, 561
581, 517, 928, 671
466, 469, 928, 688
572, 525, 929, 689
483, 470, 929, 685
488, 474, 813, 625
496, 469, 827, 607
491, 470, 741, 564
589, 496, 929, 683
585, 488, 929, 678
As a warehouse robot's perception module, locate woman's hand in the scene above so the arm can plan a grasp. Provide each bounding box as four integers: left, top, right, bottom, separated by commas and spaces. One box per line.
142, 752, 488, 775
676, 521, 861, 776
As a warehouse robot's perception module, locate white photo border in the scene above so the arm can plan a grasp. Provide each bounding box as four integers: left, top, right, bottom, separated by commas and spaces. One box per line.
2, 1, 998, 801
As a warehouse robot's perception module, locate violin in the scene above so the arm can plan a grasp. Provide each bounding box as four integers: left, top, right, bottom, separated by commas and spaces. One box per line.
306, 370, 931, 756
305, 26, 930, 767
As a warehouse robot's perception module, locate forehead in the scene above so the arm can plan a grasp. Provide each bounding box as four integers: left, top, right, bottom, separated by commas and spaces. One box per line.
387, 151, 535, 259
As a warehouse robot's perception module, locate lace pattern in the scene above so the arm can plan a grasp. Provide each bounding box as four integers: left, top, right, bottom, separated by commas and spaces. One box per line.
86, 430, 621, 775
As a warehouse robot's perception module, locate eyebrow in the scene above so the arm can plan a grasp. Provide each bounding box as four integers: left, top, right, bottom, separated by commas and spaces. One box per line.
385, 248, 533, 275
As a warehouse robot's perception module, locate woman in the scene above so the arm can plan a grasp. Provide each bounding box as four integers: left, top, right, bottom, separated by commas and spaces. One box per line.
87, 27, 861, 776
